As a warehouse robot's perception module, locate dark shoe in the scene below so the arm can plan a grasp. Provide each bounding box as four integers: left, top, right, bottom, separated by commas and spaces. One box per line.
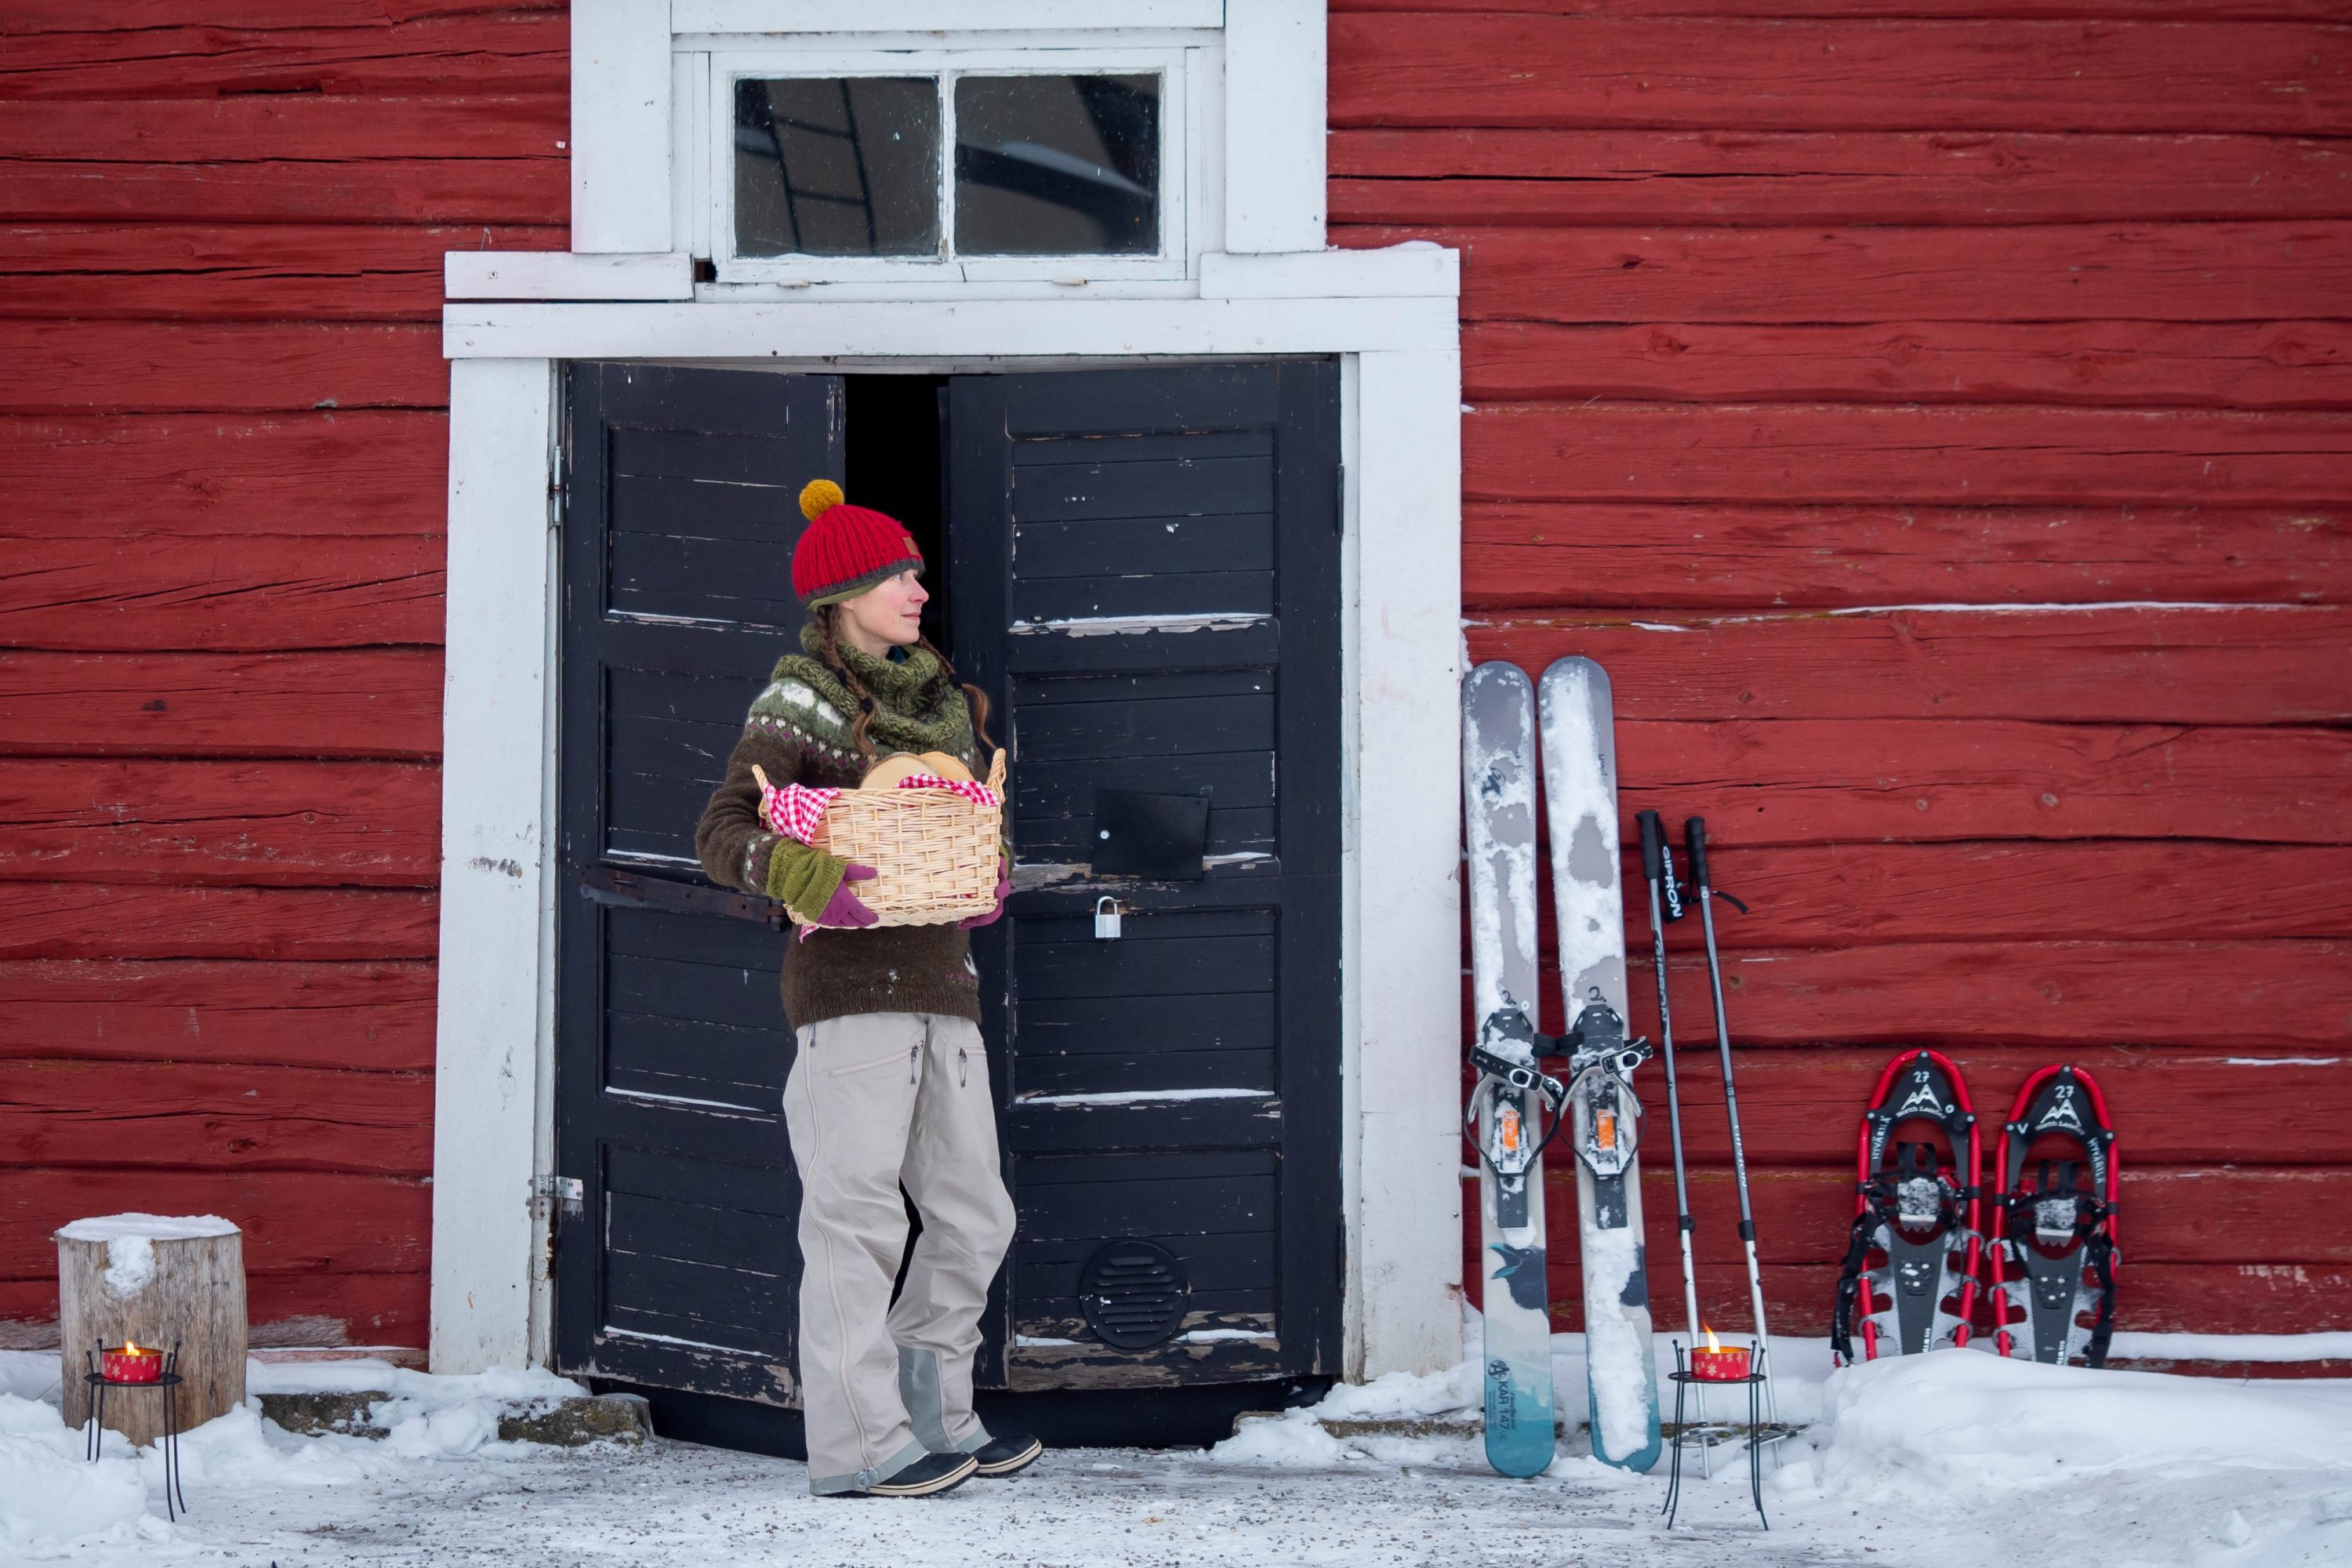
855, 1452, 977, 1497
970, 1431, 1043, 1477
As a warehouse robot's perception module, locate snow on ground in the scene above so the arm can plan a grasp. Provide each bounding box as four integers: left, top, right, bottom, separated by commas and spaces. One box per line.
1, 1338, 2348, 1567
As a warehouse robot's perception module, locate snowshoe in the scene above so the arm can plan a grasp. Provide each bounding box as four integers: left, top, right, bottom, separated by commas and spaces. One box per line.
1990, 1065, 2120, 1368
1831, 1050, 1982, 1363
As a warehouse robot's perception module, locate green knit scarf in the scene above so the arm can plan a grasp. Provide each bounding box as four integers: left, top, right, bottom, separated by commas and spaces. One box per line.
746, 622, 977, 767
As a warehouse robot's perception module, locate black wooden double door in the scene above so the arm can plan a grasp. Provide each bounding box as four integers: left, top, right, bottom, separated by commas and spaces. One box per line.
554, 361, 1341, 1422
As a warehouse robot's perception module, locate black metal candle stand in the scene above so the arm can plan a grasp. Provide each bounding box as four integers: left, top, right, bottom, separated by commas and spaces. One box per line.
82, 1343, 188, 1522
1661, 1339, 1769, 1531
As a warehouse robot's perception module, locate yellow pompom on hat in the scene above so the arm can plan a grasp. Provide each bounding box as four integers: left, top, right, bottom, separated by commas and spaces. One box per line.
791, 477, 924, 608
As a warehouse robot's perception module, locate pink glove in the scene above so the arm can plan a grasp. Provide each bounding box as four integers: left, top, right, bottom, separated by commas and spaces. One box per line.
797, 864, 879, 942
959, 858, 1011, 929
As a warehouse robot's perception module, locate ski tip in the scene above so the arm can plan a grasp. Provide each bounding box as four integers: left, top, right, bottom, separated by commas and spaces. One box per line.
1537, 655, 1612, 699
1465, 659, 1534, 695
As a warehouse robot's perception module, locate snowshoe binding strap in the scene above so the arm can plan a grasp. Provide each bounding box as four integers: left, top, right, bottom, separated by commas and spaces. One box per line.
1829, 1209, 1878, 1364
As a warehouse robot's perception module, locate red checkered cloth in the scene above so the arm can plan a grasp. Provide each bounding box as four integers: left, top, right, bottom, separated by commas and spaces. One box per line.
760, 782, 840, 845
891, 773, 1004, 808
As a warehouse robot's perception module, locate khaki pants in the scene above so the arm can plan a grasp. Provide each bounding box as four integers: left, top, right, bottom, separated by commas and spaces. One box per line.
782, 1011, 1015, 1494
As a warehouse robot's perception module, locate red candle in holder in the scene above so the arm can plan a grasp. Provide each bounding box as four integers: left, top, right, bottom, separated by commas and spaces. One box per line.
1690, 1326, 1751, 1381
100, 1339, 162, 1383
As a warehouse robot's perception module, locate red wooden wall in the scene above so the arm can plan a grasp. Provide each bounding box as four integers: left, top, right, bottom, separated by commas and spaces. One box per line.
1330, 2, 2352, 1336
2, 0, 2344, 1359
0, 3, 566, 1350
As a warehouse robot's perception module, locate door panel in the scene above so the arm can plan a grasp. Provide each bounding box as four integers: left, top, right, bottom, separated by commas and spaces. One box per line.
950, 362, 1343, 1392
555, 363, 840, 1409
555, 358, 1343, 1424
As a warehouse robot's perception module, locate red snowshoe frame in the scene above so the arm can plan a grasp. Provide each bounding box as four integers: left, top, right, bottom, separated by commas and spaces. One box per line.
1831, 1049, 1982, 1365
1990, 1064, 2121, 1368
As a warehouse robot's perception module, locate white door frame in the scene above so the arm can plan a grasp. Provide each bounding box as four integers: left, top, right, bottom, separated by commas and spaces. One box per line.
430, 246, 1465, 1385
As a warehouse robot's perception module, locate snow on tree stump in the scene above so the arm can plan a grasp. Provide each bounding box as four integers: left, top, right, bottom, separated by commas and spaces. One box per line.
56, 1214, 246, 1446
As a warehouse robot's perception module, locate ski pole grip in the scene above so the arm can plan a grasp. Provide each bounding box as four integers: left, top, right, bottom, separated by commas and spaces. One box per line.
1683, 817, 1710, 885
1636, 809, 1665, 881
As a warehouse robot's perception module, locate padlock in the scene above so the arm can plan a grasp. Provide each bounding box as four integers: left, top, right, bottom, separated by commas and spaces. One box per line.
1094, 895, 1121, 940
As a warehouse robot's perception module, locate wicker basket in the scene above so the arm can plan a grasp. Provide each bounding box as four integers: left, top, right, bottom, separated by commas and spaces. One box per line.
797, 749, 1007, 929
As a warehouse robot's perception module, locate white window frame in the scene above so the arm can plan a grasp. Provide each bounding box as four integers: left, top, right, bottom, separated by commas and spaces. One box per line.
710, 45, 1196, 286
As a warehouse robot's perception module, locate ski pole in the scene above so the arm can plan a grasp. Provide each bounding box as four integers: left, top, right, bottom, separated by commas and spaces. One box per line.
1634, 811, 1703, 1362
1685, 818, 1778, 1426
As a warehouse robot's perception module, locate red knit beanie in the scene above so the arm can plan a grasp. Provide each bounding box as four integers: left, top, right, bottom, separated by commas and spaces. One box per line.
791, 479, 924, 609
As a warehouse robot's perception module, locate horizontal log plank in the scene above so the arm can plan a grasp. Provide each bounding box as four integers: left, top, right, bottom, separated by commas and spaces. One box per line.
0, 159, 564, 226
0, 1060, 430, 1174
1, 412, 448, 535
1472, 1051, 2352, 1167
1522, 941, 2352, 1053
1464, 403, 2352, 506
1340, 223, 2352, 325
1465, 321, 2352, 410
1328, 16, 2352, 135
1523, 841, 2352, 943
0, 650, 445, 757
1605, 718, 2352, 844
249, 1269, 427, 1348
0, 274, 451, 325
0, 533, 446, 650
1329, 131, 2352, 224
0, 1272, 426, 1350
1460, 1165, 2352, 1265
0, 222, 540, 278
1466, 1210, 2352, 1334
1467, 608, 2350, 724
0, 959, 436, 1070
1461, 503, 2352, 611
0, 884, 438, 960
0, 14, 567, 99
1, 1, 561, 30
0, 760, 441, 886
1334, 0, 2352, 20
0, 224, 560, 324
0, 323, 446, 415
0, 1165, 426, 1278
0, 95, 565, 162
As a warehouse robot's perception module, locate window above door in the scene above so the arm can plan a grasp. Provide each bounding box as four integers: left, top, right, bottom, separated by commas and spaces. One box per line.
558, 1, 1330, 292
710, 47, 1192, 285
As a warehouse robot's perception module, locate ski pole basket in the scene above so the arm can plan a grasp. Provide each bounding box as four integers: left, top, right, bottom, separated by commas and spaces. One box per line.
790, 750, 1007, 929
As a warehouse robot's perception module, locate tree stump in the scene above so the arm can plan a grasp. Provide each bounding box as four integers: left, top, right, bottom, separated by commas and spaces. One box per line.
56, 1214, 246, 1446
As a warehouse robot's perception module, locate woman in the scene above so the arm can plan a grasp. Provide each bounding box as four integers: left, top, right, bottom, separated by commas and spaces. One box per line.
695, 479, 1033, 1499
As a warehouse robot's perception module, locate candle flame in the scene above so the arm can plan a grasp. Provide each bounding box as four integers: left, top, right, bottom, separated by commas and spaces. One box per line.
122, 1338, 142, 1356
1702, 1323, 1721, 1355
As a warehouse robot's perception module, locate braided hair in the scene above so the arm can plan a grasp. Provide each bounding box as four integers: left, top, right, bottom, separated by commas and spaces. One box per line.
811, 602, 996, 764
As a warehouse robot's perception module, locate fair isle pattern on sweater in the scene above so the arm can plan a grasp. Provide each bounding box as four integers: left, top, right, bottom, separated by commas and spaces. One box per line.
747, 677, 860, 763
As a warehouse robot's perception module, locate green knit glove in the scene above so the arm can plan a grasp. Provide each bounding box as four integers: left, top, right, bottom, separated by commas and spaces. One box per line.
763, 838, 850, 925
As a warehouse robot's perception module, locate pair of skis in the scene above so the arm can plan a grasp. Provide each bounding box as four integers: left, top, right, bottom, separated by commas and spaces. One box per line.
1463, 658, 1661, 1477
1831, 1054, 2121, 1367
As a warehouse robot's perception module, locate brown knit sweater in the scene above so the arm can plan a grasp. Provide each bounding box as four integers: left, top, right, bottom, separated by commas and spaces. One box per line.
694, 629, 989, 1029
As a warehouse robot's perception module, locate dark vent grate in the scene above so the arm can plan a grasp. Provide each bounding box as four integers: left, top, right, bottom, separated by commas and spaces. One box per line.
1077, 1240, 1192, 1349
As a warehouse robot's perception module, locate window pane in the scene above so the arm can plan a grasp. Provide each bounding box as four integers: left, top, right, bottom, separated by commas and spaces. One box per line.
734, 78, 941, 258
954, 74, 1160, 257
